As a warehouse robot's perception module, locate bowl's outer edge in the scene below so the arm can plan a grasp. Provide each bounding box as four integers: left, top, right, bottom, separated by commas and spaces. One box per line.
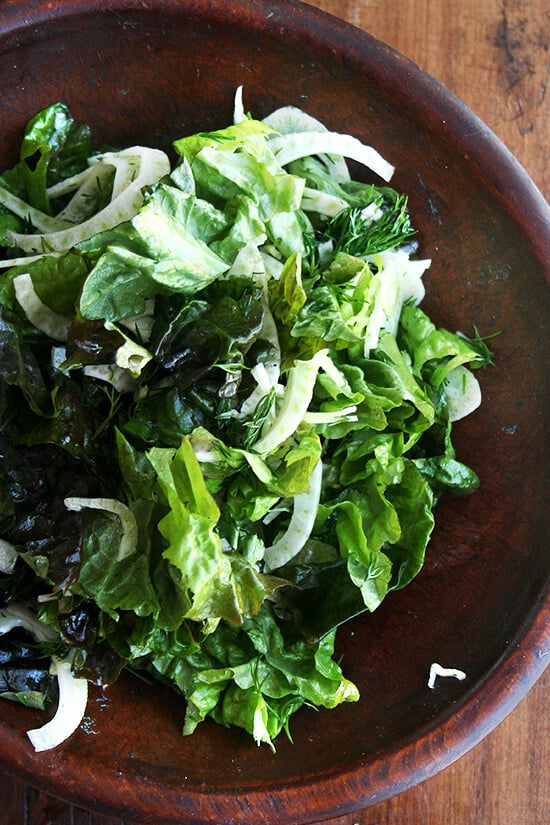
0, 1, 548, 823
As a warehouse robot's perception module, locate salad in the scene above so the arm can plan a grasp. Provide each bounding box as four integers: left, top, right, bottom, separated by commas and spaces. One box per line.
0, 90, 492, 751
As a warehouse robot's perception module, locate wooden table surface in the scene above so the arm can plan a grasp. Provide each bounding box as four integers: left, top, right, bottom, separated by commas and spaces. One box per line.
2, 1, 548, 823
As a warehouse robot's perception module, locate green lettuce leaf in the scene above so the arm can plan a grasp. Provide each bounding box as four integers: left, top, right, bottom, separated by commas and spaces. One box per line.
0, 102, 92, 213
148, 439, 282, 626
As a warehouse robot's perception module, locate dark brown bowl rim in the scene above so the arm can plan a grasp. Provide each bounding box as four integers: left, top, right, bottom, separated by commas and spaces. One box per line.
0, 1, 548, 823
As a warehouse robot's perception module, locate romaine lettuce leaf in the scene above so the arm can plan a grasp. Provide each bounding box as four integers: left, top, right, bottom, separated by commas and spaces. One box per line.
0, 102, 92, 213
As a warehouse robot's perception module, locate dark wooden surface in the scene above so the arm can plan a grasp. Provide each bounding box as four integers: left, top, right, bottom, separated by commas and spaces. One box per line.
0, 1, 548, 823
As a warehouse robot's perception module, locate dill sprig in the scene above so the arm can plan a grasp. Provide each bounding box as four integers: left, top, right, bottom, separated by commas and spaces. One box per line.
459, 325, 501, 367
243, 387, 276, 449
319, 192, 416, 260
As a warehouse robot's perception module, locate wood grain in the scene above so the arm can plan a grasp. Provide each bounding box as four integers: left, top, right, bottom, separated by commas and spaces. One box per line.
307, 0, 550, 199
0, 1, 548, 823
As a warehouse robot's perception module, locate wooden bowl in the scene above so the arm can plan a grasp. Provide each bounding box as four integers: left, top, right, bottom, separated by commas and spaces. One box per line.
0, 1, 548, 823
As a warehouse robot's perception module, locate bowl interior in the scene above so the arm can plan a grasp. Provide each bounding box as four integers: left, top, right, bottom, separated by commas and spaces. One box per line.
0, 2, 548, 823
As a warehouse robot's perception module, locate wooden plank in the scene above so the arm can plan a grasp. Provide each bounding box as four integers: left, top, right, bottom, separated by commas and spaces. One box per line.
307, 0, 549, 198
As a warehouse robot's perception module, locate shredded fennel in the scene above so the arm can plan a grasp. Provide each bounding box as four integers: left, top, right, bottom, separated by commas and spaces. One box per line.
253, 349, 328, 455
428, 663, 467, 689
268, 131, 395, 182
0, 605, 88, 752
14, 272, 72, 341
7, 147, 170, 254
26, 658, 89, 752
64, 497, 138, 560
443, 366, 482, 421
0, 184, 71, 233
264, 460, 323, 570
262, 103, 351, 182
